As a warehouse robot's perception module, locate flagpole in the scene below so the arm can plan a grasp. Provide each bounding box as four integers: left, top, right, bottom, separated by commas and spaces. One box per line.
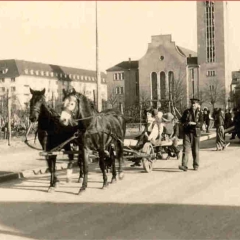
96, 1, 102, 112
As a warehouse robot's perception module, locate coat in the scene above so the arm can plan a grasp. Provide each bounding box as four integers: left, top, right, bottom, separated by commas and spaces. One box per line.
180, 108, 203, 137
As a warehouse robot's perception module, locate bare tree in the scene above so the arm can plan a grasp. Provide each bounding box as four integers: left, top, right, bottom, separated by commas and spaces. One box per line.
107, 92, 119, 109
202, 79, 225, 110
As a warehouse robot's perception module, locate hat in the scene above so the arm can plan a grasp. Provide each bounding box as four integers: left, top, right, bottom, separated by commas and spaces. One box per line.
190, 98, 200, 103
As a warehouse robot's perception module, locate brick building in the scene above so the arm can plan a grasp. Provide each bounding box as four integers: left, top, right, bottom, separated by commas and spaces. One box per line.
0, 59, 107, 111
197, 1, 230, 108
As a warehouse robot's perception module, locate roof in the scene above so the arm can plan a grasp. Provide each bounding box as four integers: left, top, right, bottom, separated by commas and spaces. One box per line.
0, 59, 107, 83
176, 46, 197, 58
106, 60, 138, 72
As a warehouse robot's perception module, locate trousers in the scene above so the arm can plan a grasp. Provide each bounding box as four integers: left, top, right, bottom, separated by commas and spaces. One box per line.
182, 132, 200, 169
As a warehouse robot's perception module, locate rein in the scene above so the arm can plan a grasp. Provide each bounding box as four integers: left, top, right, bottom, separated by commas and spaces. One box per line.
24, 122, 42, 151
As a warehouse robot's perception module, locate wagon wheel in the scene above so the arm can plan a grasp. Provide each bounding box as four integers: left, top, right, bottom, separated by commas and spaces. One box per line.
142, 142, 156, 173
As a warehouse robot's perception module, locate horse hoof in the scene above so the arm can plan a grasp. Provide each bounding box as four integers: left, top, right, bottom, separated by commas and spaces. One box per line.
111, 178, 117, 184
66, 178, 72, 183
119, 172, 124, 180
48, 187, 55, 193
78, 178, 83, 183
77, 188, 86, 195
102, 183, 109, 189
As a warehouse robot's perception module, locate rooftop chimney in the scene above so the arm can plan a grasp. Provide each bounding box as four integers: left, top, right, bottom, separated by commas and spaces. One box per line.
128, 58, 131, 70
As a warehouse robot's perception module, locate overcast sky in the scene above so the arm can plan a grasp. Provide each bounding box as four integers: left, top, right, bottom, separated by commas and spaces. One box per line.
0, 1, 239, 73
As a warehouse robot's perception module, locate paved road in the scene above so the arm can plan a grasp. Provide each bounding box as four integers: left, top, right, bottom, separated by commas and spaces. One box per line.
1, 137, 240, 239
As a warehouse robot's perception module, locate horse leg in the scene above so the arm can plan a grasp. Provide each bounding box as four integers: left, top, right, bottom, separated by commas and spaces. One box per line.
47, 155, 57, 193
77, 152, 84, 183
110, 144, 117, 184
78, 148, 88, 194
117, 141, 124, 180
66, 144, 74, 183
99, 151, 109, 189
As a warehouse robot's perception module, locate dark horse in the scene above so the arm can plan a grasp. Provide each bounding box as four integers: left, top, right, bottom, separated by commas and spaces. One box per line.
29, 88, 80, 192
59, 88, 126, 194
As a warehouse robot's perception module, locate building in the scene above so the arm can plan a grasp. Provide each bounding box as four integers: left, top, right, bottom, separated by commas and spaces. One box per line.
106, 59, 139, 112
197, 1, 229, 108
139, 34, 197, 110
106, 34, 197, 115
0, 59, 107, 111
230, 70, 240, 107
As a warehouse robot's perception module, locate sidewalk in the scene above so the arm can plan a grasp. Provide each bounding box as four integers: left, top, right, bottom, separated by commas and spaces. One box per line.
0, 131, 218, 183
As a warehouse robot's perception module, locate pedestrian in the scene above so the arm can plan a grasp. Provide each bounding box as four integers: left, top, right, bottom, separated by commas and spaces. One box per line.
215, 108, 230, 151
203, 107, 211, 133
224, 108, 233, 130
179, 98, 203, 171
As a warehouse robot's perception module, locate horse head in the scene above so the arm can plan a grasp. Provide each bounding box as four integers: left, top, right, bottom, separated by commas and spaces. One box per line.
29, 88, 46, 122
60, 88, 96, 127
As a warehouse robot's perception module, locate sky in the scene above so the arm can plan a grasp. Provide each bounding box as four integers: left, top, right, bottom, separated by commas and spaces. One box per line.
0, 1, 239, 73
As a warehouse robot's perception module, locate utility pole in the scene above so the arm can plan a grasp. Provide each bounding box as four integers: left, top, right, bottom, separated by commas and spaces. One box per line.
96, 1, 102, 112
7, 88, 11, 146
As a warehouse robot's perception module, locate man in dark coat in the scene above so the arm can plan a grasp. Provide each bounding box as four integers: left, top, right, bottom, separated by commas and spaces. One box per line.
179, 98, 203, 171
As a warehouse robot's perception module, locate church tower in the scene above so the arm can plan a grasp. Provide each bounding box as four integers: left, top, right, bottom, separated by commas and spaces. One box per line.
197, 1, 229, 108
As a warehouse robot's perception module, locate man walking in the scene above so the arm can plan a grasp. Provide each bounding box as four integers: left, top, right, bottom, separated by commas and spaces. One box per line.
179, 98, 203, 171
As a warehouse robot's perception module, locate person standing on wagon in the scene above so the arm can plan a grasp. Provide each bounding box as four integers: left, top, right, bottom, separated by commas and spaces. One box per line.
179, 98, 203, 172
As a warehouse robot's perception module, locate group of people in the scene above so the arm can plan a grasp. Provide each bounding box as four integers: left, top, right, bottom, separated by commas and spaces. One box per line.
132, 97, 237, 171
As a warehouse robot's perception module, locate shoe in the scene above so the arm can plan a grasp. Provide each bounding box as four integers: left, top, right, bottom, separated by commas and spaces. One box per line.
179, 165, 188, 171
193, 167, 198, 171
176, 151, 180, 160
222, 142, 230, 150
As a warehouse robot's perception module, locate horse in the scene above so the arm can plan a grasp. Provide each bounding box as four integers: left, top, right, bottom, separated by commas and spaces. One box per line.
29, 88, 81, 192
59, 88, 126, 194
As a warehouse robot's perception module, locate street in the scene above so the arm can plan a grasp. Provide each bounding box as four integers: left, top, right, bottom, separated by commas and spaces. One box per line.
1, 137, 240, 239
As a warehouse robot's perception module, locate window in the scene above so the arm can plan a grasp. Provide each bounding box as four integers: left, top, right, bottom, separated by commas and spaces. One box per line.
24, 69, 29, 74
11, 78, 15, 82
0, 87, 5, 91
41, 71, 44, 76
92, 77, 95, 81
207, 70, 216, 77
114, 72, 124, 81
205, 1, 215, 63
210, 85, 214, 91
120, 87, 124, 94
85, 76, 88, 81
46, 71, 49, 77
0, 79, 5, 83
11, 86, 16, 92
115, 87, 124, 95
51, 72, 54, 77
30, 70, 34, 75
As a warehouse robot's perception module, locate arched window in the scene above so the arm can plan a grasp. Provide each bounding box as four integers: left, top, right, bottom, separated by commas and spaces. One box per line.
168, 71, 174, 100
160, 72, 166, 100
151, 72, 158, 107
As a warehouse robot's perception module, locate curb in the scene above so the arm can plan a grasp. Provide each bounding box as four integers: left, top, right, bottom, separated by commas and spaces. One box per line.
0, 161, 79, 184
0, 132, 217, 184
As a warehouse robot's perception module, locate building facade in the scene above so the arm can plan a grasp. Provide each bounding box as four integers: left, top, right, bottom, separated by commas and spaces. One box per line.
106, 35, 197, 113
106, 60, 139, 112
197, 1, 229, 108
139, 34, 197, 110
0, 59, 107, 111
